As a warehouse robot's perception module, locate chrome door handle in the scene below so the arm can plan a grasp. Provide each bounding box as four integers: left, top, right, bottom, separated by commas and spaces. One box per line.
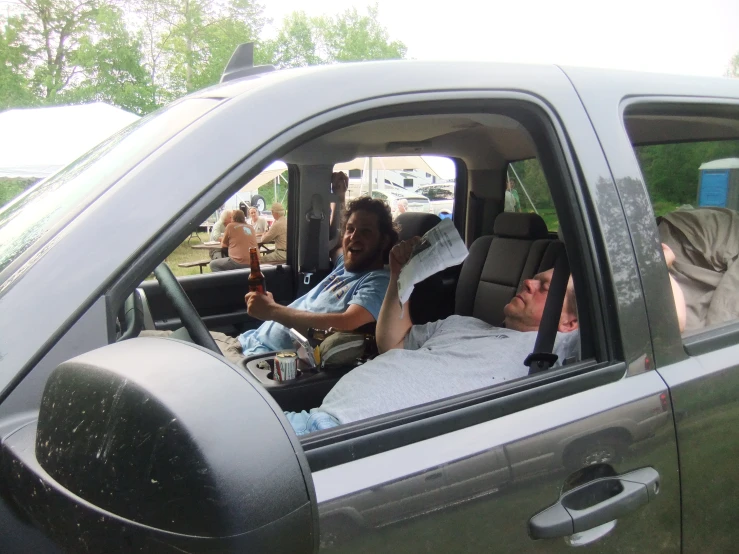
529, 467, 660, 540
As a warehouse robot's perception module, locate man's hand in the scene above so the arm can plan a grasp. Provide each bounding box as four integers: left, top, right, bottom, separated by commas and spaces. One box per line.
245, 291, 277, 321
389, 237, 421, 278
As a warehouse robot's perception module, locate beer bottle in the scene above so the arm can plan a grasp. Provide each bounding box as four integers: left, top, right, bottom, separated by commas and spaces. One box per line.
248, 247, 266, 294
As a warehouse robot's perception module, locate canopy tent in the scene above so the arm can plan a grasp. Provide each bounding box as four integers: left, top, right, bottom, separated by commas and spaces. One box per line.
0, 103, 140, 178
334, 155, 441, 178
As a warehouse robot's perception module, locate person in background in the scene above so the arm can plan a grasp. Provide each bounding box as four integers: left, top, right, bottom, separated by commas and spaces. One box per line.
396, 198, 409, 216
209, 209, 258, 272
260, 202, 288, 264
210, 210, 232, 242
505, 179, 521, 212
248, 206, 268, 235
238, 201, 248, 218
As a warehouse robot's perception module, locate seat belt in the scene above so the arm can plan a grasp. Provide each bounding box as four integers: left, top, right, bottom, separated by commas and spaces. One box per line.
299, 194, 325, 289
524, 253, 571, 375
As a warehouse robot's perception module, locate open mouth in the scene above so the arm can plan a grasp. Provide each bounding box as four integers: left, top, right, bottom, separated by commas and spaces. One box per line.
347, 246, 364, 255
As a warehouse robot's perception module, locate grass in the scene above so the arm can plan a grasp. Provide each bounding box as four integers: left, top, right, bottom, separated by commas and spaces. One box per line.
156, 232, 215, 278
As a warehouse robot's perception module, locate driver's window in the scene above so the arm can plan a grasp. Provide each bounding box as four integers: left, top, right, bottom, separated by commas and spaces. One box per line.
160, 161, 289, 277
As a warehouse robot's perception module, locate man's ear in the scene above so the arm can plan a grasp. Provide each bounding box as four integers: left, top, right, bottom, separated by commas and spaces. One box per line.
558, 312, 578, 333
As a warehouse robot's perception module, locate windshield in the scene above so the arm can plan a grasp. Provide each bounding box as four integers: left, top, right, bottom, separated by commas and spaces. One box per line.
0, 98, 220, 277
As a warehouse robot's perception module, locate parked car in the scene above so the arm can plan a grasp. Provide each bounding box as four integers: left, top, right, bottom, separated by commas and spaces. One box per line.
369, 188, 433, 217
1, 51, 739, 554
415, 182, 455, 217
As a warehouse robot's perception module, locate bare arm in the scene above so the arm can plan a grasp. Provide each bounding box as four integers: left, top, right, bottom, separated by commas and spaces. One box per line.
662, 243, 687, 333
376, 238, 420, 353
246, 292, 374, 334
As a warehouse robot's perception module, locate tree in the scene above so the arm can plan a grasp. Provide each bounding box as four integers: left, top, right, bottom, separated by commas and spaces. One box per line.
264, 4, 406, 69
728, 52, 739, 78
0, 19, 36, 109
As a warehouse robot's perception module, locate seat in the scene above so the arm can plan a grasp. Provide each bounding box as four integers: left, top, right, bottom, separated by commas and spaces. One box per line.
455, 212, 555, 327
395, 212, 441, 240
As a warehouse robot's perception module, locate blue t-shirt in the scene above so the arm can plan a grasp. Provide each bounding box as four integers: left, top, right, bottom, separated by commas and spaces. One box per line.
238, 255, 390, 356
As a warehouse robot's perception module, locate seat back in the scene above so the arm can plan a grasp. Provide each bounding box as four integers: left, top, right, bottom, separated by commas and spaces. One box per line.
395, 212, 442, 241
455, 213, 553, 327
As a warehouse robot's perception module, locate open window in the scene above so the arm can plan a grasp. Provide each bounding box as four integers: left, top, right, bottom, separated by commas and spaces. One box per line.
623, 102, 739, 346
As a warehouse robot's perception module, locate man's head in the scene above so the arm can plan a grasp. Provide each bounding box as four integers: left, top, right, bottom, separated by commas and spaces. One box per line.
342, 197, 399, 272
221, 210, 233, 224
232, 209, 246, 224
249, 207, 259, 220
397, 198, 409, 214
271, 202, 285, 220
502, 268, 578, 333
506, 179, 515, 191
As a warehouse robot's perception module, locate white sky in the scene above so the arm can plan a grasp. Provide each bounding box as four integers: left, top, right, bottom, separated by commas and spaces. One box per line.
262, 0, 739, 78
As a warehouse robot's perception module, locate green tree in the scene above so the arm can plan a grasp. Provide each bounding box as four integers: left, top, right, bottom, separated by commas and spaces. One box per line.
264, 4, 406, 69
727, 52, 739, 78
0, 19, 36, 109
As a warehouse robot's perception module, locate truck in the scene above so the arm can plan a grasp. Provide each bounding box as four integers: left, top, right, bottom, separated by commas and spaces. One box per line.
0, 53, 738, 553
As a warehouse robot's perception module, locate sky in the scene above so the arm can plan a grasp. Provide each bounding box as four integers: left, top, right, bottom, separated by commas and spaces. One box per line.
262, 0, 739, 78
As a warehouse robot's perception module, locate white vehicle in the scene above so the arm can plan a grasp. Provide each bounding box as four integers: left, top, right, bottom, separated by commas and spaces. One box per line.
370, 189, 433, 217
415, 182, 455, 217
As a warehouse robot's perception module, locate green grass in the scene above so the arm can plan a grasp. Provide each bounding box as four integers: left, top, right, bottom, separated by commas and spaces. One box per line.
150, 232, 215, 279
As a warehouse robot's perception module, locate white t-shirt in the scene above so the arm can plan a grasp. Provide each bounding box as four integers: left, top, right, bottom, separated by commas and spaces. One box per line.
319, 315, 580, 424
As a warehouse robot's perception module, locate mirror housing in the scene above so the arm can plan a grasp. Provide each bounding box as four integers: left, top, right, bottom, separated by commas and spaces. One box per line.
1, 338, 317, 552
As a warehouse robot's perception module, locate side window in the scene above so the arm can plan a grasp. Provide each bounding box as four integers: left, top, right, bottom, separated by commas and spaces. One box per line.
162, 161, 290, 276
507, 159, 559, 231
624, 105, 739, 335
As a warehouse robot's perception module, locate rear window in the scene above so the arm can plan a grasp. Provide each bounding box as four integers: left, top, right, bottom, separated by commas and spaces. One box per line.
507, 159, 559, 231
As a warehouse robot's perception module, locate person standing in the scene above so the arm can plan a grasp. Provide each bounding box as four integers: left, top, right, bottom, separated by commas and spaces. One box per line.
209, 210, 258, 272
260, 202, 288, 264
248, 206, 269, 235
396, 198, 409, 216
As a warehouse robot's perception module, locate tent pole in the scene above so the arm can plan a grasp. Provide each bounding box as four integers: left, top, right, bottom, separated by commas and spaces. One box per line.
509, 164, 538, 214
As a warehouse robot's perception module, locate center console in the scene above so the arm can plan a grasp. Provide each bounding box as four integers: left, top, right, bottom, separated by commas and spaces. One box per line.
242, 352, 355, 413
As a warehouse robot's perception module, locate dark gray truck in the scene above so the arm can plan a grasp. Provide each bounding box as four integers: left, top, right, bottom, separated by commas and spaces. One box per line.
0, 58, 737, 553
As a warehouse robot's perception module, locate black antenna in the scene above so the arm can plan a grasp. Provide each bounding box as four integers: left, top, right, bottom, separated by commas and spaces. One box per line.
221, 43, 276, 83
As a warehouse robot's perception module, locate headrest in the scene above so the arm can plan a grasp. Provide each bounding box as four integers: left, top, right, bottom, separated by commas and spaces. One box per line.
396, 212, 442, 240
493, 212, 548, 239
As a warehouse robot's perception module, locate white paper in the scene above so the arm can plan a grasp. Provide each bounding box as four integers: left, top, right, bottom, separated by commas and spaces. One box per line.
397, 218, 469, 306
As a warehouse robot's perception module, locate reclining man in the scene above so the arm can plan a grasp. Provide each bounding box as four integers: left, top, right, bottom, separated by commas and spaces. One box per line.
215, 196, 399, 361
285, 240, 687, 435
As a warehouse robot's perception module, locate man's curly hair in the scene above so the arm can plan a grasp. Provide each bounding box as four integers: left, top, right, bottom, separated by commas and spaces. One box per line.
343, 196, 399, 263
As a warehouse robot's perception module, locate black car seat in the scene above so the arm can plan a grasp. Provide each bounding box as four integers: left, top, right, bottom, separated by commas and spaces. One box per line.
455, 212, 555, 327
395, 212, 461, 324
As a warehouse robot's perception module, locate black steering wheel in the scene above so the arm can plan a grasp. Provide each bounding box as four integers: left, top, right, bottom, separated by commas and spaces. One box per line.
153, 263, 220, 354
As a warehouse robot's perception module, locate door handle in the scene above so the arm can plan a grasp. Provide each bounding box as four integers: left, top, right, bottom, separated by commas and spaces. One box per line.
529, 467, 660, 540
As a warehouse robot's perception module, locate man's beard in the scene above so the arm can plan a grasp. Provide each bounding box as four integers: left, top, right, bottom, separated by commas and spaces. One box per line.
344, 243, 384, 272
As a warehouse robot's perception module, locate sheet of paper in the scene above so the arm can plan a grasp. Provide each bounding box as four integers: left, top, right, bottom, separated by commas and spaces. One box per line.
397, 218, 469, 306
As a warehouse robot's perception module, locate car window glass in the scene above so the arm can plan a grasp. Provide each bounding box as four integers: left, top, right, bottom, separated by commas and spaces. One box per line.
507, 159, 559, 231
160, 161, 290, 277
0, 98, 220, 277
625, 106, 739, 335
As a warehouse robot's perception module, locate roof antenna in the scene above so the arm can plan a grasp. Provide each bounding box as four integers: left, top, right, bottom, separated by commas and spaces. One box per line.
221, 43, 276, 83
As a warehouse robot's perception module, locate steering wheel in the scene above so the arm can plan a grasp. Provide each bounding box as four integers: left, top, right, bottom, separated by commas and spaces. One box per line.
153, 263, 220, 354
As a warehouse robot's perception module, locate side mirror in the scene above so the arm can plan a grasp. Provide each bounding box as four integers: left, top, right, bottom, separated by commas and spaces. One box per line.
1, 338, 318, 552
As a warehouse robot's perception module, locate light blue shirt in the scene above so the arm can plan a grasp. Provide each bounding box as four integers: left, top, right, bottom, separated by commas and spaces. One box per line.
238, 255, 390, 356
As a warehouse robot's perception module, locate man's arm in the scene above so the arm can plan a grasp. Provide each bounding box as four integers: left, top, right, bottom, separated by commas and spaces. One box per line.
662, 243, 687, 333
260, 219, 280, 244
220, 225, 230, 248
246, 293, 374, 333
376, 238, 420, 353
329, 173, 348, 262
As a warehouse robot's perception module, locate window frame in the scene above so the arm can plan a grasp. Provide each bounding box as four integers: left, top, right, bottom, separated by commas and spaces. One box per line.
621, 98, 739, 356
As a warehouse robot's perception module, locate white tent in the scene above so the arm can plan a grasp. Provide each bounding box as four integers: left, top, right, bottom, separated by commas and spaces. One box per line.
334, 156, 441, 177
0, 103, 140, 178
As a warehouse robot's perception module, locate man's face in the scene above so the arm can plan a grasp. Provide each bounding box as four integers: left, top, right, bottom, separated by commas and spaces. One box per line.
397, 200, 408, 213
342, 210, 387, 272
503, 269, 577, 333
249, 208, 257, 219
225, 212, 233, 224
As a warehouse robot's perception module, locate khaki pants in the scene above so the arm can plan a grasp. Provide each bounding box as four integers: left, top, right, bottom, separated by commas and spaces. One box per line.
209, 257, 249, 272
261, 249, 287, 264
139, 330, 245, 366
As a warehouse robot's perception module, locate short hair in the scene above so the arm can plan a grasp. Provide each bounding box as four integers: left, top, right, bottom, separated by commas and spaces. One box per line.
397, 198, 409, 206
271, 202, 285, 216
343, 196, 399, 262
220, 210, 232, 223
232, 210, 246, 223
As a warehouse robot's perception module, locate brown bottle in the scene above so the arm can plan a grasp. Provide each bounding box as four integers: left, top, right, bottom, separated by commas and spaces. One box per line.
248, 247, 266, 294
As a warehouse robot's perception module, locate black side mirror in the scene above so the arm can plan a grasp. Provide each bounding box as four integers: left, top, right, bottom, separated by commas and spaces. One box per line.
1, 338, 318, 553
